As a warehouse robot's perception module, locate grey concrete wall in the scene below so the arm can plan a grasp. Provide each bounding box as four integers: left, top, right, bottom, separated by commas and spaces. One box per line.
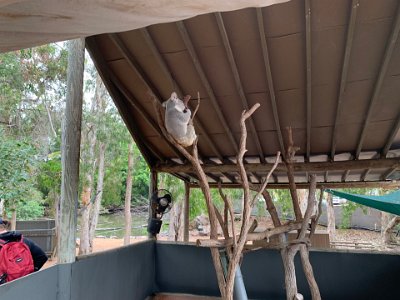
1, 240, 399, 300
0, 263, 68, 300
71, 240, 156, 300
155, 243, 400, 300
0, 240, 155, 300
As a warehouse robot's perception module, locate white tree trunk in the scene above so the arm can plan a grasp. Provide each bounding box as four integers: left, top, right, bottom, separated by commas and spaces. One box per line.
89, 143, 106, 251
169, 202, 183, 241
297, 189, 308, 216
382, 216, 400, 245
79, 186, 91, 255
326, 193, 336, 239
58, 38, 85, 264
11, 207, 17, 231
124, 142, 134, 245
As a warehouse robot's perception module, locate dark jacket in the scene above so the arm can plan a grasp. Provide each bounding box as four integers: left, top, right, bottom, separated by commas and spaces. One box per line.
0, 231, 48, 271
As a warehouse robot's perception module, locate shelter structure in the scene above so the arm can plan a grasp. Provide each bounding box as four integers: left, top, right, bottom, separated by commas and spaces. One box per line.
4, 0, 399, 189
1, 0, 400, 299
84, 0, 400, 190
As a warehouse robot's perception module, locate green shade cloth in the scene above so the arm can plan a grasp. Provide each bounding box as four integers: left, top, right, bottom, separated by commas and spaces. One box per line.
326, 189, 400, 216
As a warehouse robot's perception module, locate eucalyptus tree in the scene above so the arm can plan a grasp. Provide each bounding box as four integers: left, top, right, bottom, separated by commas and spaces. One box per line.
0, 44, 67, 222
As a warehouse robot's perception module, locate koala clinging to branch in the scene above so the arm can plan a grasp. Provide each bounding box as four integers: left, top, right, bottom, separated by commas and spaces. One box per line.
162, 92, 197, 147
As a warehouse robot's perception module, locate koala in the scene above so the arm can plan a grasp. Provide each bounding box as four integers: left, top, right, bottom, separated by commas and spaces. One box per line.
162, 92, 197, 147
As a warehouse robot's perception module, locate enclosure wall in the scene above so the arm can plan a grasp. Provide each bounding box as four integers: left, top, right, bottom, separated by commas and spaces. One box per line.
0, 240, 155, 300
1, 241, 399, 300
155, 243, 400, 300
71, 240, 155, 300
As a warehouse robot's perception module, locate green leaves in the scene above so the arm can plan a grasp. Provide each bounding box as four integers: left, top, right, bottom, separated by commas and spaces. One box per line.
0, 129, 43, 217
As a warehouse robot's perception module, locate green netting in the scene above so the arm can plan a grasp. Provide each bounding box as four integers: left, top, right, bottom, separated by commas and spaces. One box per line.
326, 189, 400, 216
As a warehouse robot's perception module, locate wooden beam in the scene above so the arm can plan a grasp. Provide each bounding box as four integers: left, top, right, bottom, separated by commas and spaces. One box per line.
355, 3, 400, 159
148, 170, 158, 238
256, 8, 286, 159
361, 169, 370, 181
176, 21, 239, 153
140, 28, 224, 161
109, 81, 165, 162
250, 172, 262, 183
305, 0, 312, 162
155, 158, 400, 173
108, 33, 185, 161
324, 171, 329, 183
215, 12, 266, 163
381, 111, 400, 157
342, 170, 350, 182
59, 38, 85, 264
207, 172, 222, 183
331, 0, 359, 159
220, 172, 236, 183
86, 38, 160, 164
189, 180, 400, 190
381, 167, 398, 180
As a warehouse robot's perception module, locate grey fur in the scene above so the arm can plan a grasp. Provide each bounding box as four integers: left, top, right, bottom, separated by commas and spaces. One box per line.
163, 92, 197, 147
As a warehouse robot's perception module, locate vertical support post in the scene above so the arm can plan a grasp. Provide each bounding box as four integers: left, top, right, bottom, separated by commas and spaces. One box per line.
148, 169, 158, 238
183, 182, 190, 242
58, 38, 85, 264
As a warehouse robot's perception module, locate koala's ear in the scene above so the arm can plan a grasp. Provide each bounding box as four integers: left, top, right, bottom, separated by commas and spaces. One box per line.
171, 92, 177, 100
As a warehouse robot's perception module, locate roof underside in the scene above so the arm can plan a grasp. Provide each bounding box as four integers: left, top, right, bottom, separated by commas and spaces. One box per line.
86, 0, 400, 188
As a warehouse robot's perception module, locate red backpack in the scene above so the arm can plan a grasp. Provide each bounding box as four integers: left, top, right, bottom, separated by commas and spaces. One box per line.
0, 236, 34, 284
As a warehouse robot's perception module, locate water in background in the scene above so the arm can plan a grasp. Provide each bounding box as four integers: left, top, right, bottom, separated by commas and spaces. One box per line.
93, 212, 149, 238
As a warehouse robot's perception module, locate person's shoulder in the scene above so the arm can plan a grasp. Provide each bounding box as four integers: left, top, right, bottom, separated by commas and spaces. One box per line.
0, 231, 22, 242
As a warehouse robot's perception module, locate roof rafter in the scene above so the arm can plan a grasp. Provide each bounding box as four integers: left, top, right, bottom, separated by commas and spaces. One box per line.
176, 21, 239, 153
361, 169, 370, 181
256, 8, 286, 160
381, 111, 400, 157
215, 12, 266, 163
140, 28, 224, 161
342, 170, 350, 182
354, 3, 400, 159
331, 0, 359, 160
381, 167, 397, 181
109, 33, 186, 161
86, 38, 161, 165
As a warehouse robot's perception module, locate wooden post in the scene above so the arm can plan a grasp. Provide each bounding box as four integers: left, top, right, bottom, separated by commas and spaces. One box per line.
58, 38, 85, 264
184, 182, 190, 242
148, 169, 158, 238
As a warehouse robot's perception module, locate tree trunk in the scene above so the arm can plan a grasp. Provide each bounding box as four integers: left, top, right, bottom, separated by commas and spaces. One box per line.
326, 193, 336, 239
11, 206, 17, 231
124, 142, 134, 245
299, 244, 320, 299
89, 143, 106, 251
183, 182, 190, 242
382, 216, 400, 245
79, 72, 100, 255
297, 189, 308, 216
79, 185, 91, 255
281, 245, 300, 300
58, 38, 85, 264
169, 202, 183, 241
